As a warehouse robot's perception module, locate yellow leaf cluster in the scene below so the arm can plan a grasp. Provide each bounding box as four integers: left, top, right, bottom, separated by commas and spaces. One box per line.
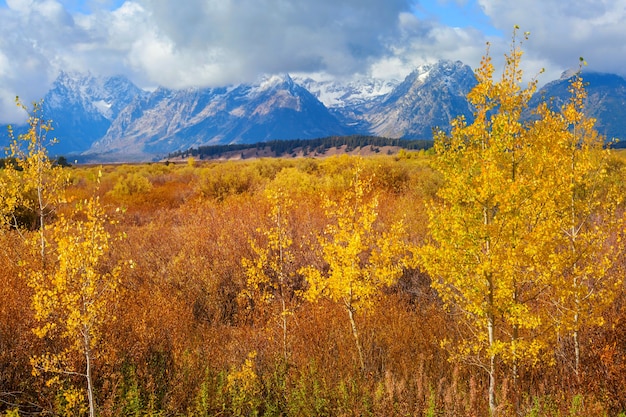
420, 29, 625, 381
241, 182, 295, 305
28, 194, 125, 383
301, 162, 412, 312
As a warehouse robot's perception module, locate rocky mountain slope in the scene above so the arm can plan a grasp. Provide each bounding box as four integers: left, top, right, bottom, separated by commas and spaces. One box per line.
528, 71, 626, 144
88, 74, 352, 161
43, 72, 148, 155
338, 60, 477, 138
2, 60, 626, 161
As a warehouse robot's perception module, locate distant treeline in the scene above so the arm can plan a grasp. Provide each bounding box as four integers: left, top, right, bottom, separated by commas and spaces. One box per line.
167, 135, 434, 159
0, 155, 71, 169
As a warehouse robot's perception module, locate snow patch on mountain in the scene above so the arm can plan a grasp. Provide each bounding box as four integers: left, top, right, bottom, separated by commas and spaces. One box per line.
294, 76, 400, 108
93, 99, 112, 116
46, 71, 144, 121
339, 59, 478, 139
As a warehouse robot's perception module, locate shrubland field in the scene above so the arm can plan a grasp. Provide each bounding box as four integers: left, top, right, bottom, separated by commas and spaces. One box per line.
1, 149, 626, 417
3, 36, 626, 417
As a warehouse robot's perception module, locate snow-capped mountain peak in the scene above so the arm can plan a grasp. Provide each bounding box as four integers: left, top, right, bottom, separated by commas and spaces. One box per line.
255, 73, 295, 92
47, 71, 143, 120
37, 71, 147, 155
7, 57, 624, 163
293, 75, 400, 108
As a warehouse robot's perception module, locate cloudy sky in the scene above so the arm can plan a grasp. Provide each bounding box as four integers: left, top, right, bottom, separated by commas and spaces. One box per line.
0, 0, 625, 123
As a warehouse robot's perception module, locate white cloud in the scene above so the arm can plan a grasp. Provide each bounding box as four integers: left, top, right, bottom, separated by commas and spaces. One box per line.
127, 0, 414, 85
478, 0, 626, 75
5, 0, 34, 13
1, 0, 626, 123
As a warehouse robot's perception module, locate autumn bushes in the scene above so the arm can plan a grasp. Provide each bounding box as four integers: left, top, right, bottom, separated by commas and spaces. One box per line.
0, 150, 440, 415
1, 148, 626, 415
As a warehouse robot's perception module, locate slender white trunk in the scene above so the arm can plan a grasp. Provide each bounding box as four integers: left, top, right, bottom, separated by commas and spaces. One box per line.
37, 165, 46, 266
280, 288, 288, 363
84, 328, 96, 417
346, 303, 365, 372
487, 307, 496, 416
484, 204, 496, 416
569, 129, 581, 384
512, 324, 521, 414
573, 312, 580, 382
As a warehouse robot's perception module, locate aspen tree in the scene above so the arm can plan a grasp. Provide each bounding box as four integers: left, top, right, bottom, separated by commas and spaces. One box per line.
420, 30, 562, 415
421, 30, 624, 415
539, 65, 625, 381
29, 179, 127, 417
1, 99, 68, 409
242, 178, 297, 362
300, 162, 412, 372
3, 98, 68, 263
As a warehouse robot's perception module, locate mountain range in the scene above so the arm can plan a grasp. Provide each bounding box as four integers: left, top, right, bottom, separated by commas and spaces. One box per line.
2, 60, 626, 162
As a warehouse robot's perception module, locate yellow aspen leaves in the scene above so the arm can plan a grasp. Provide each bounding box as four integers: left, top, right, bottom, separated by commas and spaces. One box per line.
242, 185, 295, 304
29, 194, 126, 417
242, 178, 298, 361
2, 98, 69, 263
300, 161, 413, 371
419, 28, 626, 415
539, 65, 626, 378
